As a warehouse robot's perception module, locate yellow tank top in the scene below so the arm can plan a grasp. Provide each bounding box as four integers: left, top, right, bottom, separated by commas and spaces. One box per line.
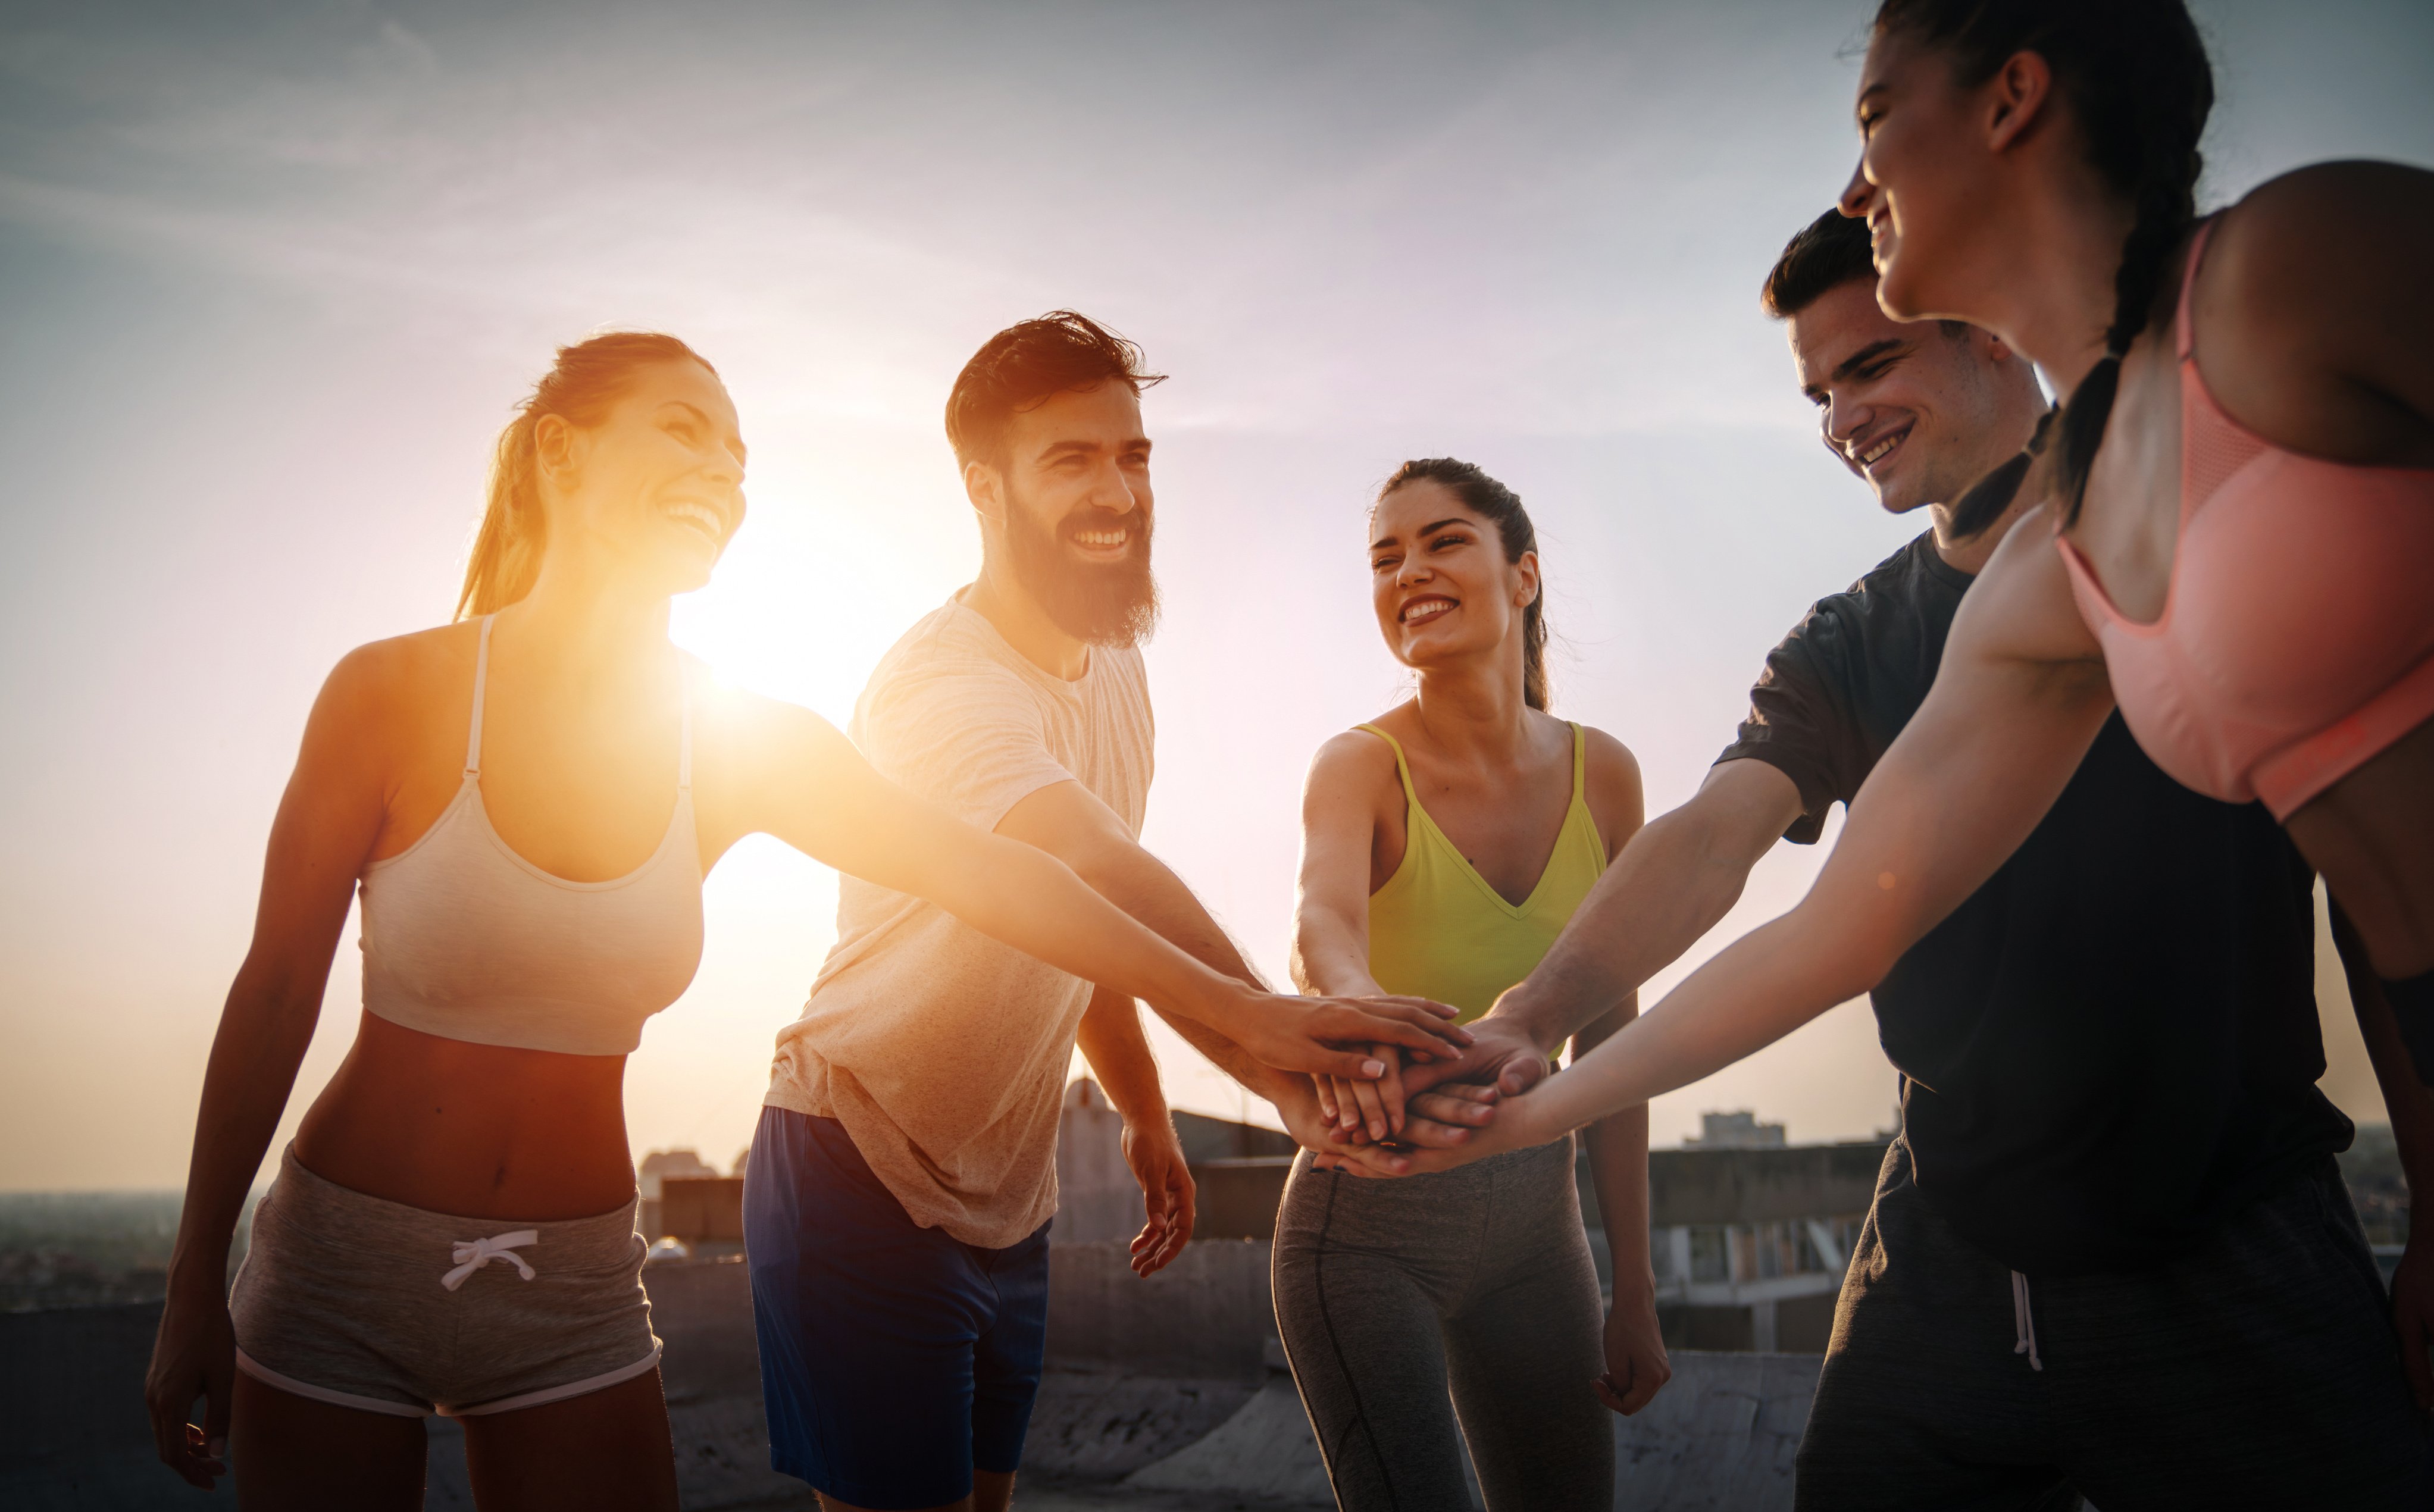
1359, 721, 1607, 1025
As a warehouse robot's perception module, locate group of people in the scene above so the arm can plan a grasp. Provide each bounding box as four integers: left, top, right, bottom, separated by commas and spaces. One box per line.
143, 2, 2431, 1509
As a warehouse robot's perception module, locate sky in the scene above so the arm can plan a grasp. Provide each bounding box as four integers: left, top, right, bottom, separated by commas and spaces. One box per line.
1, 0, 2428, 1189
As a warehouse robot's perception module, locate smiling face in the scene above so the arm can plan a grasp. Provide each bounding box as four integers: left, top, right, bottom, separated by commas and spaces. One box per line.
1787, 278, 2026, 515
535, 358, 747, 598
984, 381, 1159, 646
1368, 480, 1537, 681
1838, 28, 2017, 325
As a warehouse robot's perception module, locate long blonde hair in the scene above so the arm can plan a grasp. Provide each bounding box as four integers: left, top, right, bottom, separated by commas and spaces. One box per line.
455, 331, 721, 619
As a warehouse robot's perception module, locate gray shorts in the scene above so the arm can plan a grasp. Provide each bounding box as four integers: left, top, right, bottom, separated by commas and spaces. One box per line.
1797, 1139, 2430, 1511
229, 1145, 660, 1418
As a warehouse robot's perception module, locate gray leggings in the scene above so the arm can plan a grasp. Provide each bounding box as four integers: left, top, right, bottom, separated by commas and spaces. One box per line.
1271, 1137, 1613, 1512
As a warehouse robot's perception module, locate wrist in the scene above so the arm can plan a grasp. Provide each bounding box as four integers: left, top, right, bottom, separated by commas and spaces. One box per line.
1482, 987, 1564, 1054
166, 1253, 229, 1298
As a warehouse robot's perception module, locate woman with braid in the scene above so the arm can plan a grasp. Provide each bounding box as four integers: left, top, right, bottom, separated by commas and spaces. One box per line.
1391, 2, 2434, 1505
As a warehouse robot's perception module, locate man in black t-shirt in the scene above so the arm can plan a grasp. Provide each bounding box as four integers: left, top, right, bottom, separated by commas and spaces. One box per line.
1403, 211, 2429, 1507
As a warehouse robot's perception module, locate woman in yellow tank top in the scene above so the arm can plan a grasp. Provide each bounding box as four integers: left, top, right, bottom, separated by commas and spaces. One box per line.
1274, 459, 1669, 1512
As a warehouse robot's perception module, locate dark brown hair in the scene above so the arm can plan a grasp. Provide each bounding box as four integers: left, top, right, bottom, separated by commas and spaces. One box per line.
1378, 458, 1550, 711
944, 311, 1166, 468
456, 331, 720, 619
1763, 208, 1879, 319
1878, 0, 2214, 537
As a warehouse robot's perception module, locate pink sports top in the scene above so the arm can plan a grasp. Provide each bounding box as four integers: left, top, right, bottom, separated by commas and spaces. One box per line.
2057, 218, 2434, 820
356, 615, 706, 1056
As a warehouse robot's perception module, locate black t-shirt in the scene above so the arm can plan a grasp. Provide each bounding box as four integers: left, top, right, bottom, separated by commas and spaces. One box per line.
1717, 531, 2351, 1275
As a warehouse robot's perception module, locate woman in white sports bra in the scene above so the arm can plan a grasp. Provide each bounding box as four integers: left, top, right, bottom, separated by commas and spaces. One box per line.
141, 332, 1469, 1510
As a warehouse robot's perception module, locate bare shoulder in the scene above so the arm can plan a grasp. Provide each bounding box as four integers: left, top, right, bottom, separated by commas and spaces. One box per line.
312, 621, 473, 730
1307, 724, 1401, 792
2211, 163, 2432, 324
1575, 723, 1645, 845
2198, 162, 2434, 455
1956, 506, 2106, 672
1576, 725, 1642, 799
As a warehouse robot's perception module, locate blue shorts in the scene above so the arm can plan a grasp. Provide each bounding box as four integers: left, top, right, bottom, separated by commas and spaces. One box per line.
743, 1106, 1052, 1510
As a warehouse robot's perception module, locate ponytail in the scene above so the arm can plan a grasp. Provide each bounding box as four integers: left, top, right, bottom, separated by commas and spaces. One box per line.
1378, 458, 1551, 711
1881, 0, 2213, 537
455, 331, 719, 619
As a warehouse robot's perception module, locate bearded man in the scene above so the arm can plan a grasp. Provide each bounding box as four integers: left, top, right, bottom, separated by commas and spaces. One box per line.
744, 312, 1376, 1512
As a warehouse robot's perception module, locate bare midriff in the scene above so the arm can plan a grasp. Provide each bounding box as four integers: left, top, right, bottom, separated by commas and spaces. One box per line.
293, 1010, 639, 1222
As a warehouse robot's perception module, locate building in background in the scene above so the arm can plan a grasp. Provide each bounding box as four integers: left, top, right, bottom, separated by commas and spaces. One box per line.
1682, 1110, 1787, 1149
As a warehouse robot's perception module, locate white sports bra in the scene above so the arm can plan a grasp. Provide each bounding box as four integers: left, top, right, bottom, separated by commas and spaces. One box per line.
357, 615, 706, 1056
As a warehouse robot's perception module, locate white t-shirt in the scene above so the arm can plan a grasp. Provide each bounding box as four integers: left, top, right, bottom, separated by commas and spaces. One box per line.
764, 593, 1155, 1248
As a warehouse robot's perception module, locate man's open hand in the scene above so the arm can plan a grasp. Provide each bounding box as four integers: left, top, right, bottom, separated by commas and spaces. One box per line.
1224, 991, 1472, 1082
1121, 1115, 1196, 1277
1397, 1015, 1554, 1101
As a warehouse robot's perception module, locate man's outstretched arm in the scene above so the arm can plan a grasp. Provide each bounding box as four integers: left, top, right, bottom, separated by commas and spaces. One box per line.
1410, 759, 1805, 1098
998, 780, 1428, 1174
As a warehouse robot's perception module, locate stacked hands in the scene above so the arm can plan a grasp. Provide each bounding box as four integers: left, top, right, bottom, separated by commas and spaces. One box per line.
1215, 997, 1673, 1419
1307, 1012, 1550, 1176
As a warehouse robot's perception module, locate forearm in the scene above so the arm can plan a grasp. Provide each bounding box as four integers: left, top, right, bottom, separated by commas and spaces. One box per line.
169, 975, 321, 1289
1587, 1109, 1653, 1288
1494, 800, 1769, 1054
1076, 988, 1172, 1125
941, 835, 1246, 1028
1081, 846, 1302, 1101
2335, 903, 2434, 1203
1576, 1003, 1653, 1288
1290, 907, 1385, 1000
1526, 905, 1879, 1139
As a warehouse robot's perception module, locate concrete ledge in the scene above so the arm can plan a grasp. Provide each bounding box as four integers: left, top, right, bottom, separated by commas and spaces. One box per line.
2, 1254, 1828, 1511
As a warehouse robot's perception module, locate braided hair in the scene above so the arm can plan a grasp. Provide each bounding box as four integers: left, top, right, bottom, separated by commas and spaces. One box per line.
1876, 0, 2215, 536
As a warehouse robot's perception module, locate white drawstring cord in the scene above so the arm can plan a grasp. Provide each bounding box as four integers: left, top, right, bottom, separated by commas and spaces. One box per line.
442, 1230, 540, 1292
2009, 1270, 2042, 1372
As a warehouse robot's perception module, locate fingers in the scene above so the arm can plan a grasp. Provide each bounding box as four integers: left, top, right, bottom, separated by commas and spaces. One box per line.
1373, 1050, 1406, 1136
147, 1385, 221, 1489
1315, 1048, 1394, 1081
1392, 1117, 1476, 1150
1313, 1076, 1340, 1125
1407, 1087, 1498, 1128
1496, 1050, 1551, 1097
1593, 1372, 1631, 1416
1322, 1000, 1473, 1055
1322, 1076, 1361, 1133
1615, 1353, 1670, 1414
1348, 1071, 1391, 1144
1325, 1141, 1413, 1178
204, 1365, 232, 1469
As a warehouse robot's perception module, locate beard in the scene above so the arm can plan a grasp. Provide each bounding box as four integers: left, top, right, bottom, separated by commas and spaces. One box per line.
1001, 494, 1160, 649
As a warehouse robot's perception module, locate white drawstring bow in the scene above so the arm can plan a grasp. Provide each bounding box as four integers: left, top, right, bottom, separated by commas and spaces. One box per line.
442, 1230, 540, 1292
2009, 1270, 2043, 1372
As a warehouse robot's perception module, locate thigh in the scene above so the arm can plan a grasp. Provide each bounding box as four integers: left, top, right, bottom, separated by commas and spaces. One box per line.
1443, 1215, 1612, 1512
231, 1369, 428, 1512
2048, 1163, 2430, 1511
459, 1365, 678, 1512
1795, 1144, 2067, 1512
746, 1107, 988, 1510
1272, 1158, 1475, 1512
971, 1223, 1052, 1476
